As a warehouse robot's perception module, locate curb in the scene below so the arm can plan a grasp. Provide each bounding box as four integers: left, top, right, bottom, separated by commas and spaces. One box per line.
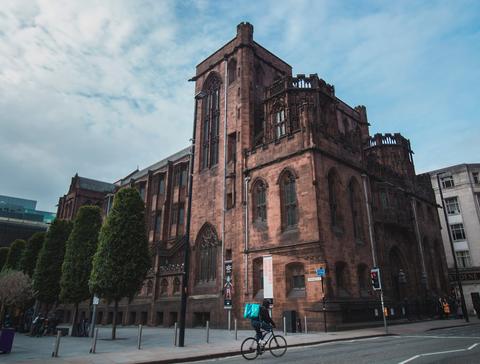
426, 322, 479, 332
135, 334, 394, 364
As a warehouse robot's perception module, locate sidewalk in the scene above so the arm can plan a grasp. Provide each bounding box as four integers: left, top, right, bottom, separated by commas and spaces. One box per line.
4, 318, 478, 364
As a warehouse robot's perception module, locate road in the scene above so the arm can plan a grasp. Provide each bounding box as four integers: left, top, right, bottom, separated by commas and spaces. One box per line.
193, 325, 480, 364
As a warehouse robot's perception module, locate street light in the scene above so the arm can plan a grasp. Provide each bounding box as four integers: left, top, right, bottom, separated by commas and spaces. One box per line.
178, 90, 206, 347
436, 173, 469, 322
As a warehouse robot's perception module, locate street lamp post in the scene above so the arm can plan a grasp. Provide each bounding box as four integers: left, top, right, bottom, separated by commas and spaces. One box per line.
178, 90, 206, 347
436, 173, 469, 322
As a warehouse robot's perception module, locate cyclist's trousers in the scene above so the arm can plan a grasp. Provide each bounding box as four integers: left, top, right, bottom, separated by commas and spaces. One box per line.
251, 320, 272, 340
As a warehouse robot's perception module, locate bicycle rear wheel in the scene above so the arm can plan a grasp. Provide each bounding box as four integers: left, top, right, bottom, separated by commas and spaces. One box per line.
269, 334, 287, 357
241, 337, 259, 360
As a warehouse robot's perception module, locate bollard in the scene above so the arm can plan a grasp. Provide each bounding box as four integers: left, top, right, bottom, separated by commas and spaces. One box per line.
206, 320, 210, 343
304, 316, 308, 334
137, 324, 143, 350
228, 310, 231, 331
283, 316, 286, 336
234, 319, 238, 340
52, 330, 61, 357
174, 322, 178, 346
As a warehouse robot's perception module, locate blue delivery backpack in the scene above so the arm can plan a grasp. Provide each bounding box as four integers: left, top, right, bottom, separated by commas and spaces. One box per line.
244, 303, 260, 319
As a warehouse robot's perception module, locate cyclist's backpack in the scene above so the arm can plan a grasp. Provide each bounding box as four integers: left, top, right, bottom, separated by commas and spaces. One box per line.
244, 303, 260, 319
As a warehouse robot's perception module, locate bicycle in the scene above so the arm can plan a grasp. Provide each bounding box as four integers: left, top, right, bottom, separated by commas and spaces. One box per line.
241, 328, 287, 360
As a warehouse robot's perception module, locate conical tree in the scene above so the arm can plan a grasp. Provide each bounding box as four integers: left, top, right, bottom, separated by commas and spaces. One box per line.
90, 188, 151, 340
0, 248, 9, 271
33, 219, 72, 309
4, 239, 26, 271
19, 232, 45, 277
60, 206, 102, 335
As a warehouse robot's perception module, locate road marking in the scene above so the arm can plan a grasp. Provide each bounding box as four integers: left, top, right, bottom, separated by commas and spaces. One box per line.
398, 342, 479, 364
400, 335, 480, 339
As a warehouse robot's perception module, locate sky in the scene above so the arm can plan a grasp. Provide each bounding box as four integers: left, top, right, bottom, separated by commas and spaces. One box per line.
1, 0, 479, 212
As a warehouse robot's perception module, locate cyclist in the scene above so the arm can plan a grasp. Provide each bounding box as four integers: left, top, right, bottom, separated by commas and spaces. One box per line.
251, 299, 276, 345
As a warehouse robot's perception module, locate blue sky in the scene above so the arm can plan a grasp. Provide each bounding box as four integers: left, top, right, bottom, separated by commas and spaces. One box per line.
1, 0, 479, 211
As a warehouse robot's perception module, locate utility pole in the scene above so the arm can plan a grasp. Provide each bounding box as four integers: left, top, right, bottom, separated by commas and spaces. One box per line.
178, 90, 206, 347
436, 173, 469, 322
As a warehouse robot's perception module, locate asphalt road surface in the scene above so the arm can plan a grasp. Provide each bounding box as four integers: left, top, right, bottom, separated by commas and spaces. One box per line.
193, 325, 480, 364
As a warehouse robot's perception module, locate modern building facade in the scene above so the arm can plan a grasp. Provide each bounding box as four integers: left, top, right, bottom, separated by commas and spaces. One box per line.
0, 194, 55, 247
58, 23, 448, 330
429, 164, 480, 315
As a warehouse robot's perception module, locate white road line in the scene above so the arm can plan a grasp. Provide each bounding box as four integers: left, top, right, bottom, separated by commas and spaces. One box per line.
398, 342, 480, 364
400, 335, 480, 339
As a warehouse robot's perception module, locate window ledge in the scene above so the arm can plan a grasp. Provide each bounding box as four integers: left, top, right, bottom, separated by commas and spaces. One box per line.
288, 289, 306, 299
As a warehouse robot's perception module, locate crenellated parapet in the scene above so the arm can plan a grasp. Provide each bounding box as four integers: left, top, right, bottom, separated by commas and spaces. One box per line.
364, 132, 415, 180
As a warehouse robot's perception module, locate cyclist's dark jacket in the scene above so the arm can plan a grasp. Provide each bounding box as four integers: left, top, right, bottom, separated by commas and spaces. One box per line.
257, 306, 274, 325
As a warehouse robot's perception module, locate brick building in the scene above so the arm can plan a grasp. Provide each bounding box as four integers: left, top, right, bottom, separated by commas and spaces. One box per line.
59, 23, 448, 330
57, 174, 115, 220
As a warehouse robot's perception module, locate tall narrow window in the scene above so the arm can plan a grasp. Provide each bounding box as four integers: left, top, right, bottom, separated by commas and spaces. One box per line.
348, 179, 364, 240
173, 277, 181, 294
196, 224, 218, 283
201, 74, 221, 169
280, 171, 297, 229
274, 108, 286, 139
228, 59, 237, 84
328, 170, 343, 228
154, 210, 162, 240
158, 175, 165, 195
252, 180, 267, 223
177, 204, 185, 236
160, 279, 168, 296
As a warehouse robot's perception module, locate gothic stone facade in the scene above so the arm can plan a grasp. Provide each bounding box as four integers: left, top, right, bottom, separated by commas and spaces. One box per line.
184, 22, 448, 329
60, 23, 448, 330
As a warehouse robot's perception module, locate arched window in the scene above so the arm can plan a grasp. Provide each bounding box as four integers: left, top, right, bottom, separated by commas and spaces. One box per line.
201, 73, 221, 169
160, 279, 168, 296
173, 277, 181, 295
280, 170, 298, 229
389, 247, 408, 300
228, 58, 237, 84
196, 224, 219, 283
286, 262, 305, 298
146, 279, 153, 296
348, 178, 364, 241
328, 170, 343, 229
335, 261, 349, 296
252, 179, 267, 223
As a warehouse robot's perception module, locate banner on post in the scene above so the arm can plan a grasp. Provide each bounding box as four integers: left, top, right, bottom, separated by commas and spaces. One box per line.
263, 256, 273, 304
224, 260, 233, 309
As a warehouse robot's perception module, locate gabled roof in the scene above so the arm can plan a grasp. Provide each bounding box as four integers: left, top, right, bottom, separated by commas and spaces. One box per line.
118, 146, 190, 186
76, 176, 116, 193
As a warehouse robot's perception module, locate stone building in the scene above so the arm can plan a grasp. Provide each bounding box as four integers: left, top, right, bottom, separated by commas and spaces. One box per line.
57, 174, 115, 220
59, 23, 448, 330
428, 164, 480, 315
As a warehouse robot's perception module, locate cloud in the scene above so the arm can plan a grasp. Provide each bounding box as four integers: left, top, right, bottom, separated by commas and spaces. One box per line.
0, 0, 478, 211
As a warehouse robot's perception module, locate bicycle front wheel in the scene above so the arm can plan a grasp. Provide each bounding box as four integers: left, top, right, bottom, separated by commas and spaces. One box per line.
241, 337, 259, 360
269, 334, 287, 357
